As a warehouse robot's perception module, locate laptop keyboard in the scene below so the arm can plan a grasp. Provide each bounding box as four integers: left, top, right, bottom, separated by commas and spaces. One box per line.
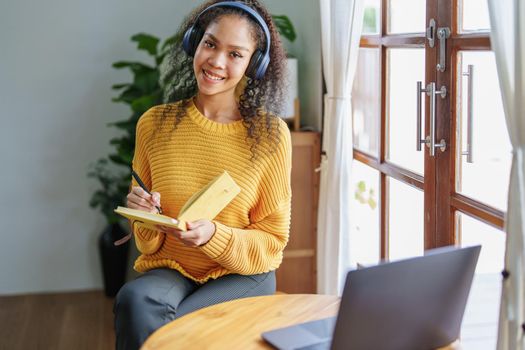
300, 317, 337, 338
296, 340, 332, 350
261, 317, 337, 350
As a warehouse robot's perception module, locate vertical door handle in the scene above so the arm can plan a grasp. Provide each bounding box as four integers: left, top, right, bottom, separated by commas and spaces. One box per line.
417, 82, 447, 156
436, 27, 451, 72
416, 81, 427, 151
462, 65, 474, 163
428, 82, 447, 156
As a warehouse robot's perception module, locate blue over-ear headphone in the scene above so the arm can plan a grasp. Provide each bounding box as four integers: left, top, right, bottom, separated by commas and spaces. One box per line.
182, 1, 271, 80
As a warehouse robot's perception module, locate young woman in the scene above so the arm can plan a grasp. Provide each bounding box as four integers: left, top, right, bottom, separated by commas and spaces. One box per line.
113, 1, 291, 349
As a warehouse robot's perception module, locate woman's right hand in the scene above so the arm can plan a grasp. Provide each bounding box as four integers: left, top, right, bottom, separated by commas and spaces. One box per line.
126, 186, 161, 213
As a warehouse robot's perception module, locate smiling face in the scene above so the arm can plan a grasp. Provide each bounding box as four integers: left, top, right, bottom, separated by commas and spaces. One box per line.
192, 15, 257, 100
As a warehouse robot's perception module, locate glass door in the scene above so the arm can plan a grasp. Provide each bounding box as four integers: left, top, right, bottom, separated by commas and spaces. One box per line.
351, 1, 510, 346
351, 0, 429, 262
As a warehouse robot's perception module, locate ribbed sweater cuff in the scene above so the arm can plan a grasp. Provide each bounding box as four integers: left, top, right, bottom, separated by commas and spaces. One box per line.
199, 221, 233, 259
132, 221, 165, 254
132, 221, 159, 241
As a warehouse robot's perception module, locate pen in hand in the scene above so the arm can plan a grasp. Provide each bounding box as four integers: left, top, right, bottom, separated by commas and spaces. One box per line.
131, 169, 163, 214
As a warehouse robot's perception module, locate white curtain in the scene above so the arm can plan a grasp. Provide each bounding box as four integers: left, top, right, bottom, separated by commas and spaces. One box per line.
317, 0, 364, 295
487, 1, 525, 349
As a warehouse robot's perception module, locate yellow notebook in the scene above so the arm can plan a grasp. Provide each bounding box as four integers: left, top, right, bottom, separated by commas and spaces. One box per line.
114, 171, 241, 232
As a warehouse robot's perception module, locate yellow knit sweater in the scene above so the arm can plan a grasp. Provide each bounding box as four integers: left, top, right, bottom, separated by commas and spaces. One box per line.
130, 99, 292, 283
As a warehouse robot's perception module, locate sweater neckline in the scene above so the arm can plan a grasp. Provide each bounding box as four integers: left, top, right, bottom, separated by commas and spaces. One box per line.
187, 99, 246, 134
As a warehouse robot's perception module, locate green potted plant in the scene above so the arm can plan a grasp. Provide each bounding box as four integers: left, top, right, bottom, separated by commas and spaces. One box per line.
88, 32, 175, 297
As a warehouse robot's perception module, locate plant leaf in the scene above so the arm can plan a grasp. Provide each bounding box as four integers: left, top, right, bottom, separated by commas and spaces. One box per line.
272, 15, 296, 42
131, 33, 160, 56
130, 94, 159, 114
109, 153, 130, 166
112, 86, 143, 104
108, 119, 136, 133
160, 33, 180, 52
133, 69, 160, 93
112, 83, 129, 90
112, 61, 155, 72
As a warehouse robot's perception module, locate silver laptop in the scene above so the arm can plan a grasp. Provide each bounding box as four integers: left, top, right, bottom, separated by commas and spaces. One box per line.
262, 245, 481, 350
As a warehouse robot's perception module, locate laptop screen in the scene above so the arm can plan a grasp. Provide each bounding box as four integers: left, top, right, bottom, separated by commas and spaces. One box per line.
331, 245, 481, 350
262, 245, 480, 350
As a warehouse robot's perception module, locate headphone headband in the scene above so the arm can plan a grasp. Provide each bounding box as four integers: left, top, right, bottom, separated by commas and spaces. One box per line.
182, 1, 271, 79
196, 1, 271, 57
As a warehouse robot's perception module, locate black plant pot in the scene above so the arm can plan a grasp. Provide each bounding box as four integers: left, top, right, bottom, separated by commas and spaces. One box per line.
99, 223, 130, 297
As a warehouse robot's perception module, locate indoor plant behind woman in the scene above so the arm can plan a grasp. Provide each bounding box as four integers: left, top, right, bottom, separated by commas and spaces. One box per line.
88, 32, 174, 297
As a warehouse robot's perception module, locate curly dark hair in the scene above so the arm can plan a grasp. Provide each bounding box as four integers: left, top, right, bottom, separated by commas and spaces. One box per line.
159, 0, 288, 157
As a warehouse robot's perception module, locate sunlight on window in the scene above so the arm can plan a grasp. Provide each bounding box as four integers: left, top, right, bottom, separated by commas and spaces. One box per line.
456, 51, 512, 212
362, 0, 380, 34
457, 212, 505, 274
388, 177, 424, 260
387, 48, 425, 175
388, 0, 425, 34
352, 48, 380, 157
349, 160, 380, 266
457, 212, 502, 349
460, 0, 491, 32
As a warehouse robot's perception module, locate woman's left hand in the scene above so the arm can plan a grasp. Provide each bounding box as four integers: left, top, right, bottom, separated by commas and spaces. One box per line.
156, 219, 216, 247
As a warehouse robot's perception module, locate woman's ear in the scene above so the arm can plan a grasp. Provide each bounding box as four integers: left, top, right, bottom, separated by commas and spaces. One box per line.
235, 75, 249, 99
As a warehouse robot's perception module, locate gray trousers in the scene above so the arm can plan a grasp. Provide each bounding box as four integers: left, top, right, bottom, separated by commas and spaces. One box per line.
113, 268, 276, 350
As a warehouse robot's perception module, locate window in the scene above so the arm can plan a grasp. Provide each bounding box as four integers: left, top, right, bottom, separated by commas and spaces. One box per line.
351, 1, 509, 347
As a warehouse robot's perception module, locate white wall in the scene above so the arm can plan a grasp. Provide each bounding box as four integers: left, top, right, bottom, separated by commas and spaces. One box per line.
0, 0, 321, 295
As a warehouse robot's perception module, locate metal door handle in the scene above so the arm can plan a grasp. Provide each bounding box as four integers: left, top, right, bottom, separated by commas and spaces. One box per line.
461, 65, 474, 163
436, 27, 450, 72
417, 82, 447, 156
428, 82, 447, 156
416, 81, 427, 151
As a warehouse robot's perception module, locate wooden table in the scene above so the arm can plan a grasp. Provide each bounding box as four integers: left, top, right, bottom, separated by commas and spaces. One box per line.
141, 294, 339, 350
141, 294, 460, 350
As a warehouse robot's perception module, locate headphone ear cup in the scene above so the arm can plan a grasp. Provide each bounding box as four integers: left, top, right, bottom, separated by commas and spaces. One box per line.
256, 53, 270, 80
182, 27, 194, 56
182, 26, 204, 57
246, 50, 267, 80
